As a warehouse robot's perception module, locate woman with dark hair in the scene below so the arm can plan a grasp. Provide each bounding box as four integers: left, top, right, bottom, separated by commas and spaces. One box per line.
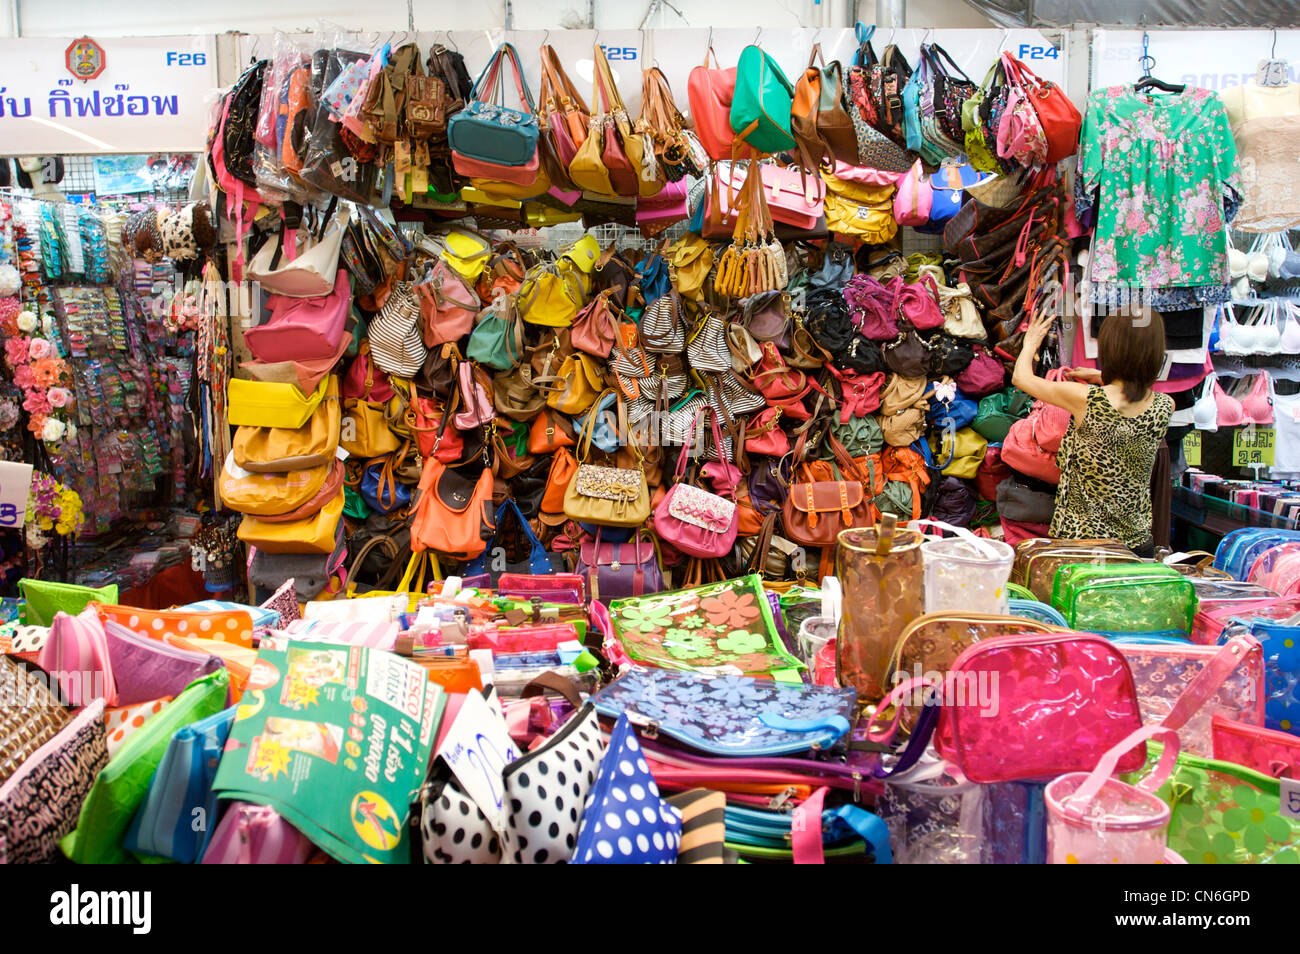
1011, 310, 1173, 558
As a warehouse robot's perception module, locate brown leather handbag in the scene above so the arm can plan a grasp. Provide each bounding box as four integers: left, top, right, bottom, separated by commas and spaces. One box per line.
782, 431, 877, 548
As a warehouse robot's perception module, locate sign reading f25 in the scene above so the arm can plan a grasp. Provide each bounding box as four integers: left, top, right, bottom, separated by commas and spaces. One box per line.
166, 51, 206, 66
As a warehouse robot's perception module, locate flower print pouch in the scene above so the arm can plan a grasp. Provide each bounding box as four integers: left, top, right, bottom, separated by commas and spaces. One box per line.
323, 59, 369, 121
591, 668, 856, 757
609, 574, 803, 679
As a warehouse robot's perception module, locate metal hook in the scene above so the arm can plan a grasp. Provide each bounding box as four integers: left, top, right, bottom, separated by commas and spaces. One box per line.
998, 28, 1010, 51
754, 26, 763, 46
1273, 29, 1279, 58
445, 30, 458, 52
706, 25, 713, 52
541, 29, 550, 49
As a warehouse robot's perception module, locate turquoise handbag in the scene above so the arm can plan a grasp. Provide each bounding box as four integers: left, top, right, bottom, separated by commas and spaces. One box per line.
466, 297, 524, 371
575, 391, 620, 453
903, 63, 945, 165
730, 45, 797, 154
447, 43, 540, 167
123, 706, 238, 864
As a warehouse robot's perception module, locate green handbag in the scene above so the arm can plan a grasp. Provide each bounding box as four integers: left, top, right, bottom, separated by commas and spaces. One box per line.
962, 62, 1000, 174
343, 484, 372, 520
730, 45, 797, 154
1050, 563, 1196, 634
19, 579, 119, 627
466, 296, 524, 371
1147, 746, 1300, 864
60, 668, 229, 865
831, 415, 883, 457
972, 387, 1033, 444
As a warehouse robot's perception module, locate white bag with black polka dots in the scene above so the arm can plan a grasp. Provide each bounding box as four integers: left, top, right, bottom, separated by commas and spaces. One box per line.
500, 704, 605, 864
420, 766, 502, 864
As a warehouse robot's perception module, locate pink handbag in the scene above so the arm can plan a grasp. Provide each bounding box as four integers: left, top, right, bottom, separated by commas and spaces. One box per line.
934, 631, 1145, 784
652, 409, 739, 559
893, 160, 932, 227
103, 619, 224, 706
451, 145, 542, 186
895, 275, 943, 331
1116, 634, 1265, 757
416, 260, 479, 348
843, 274, 898, 341
245, 268, 351, 364
953, 344, 1006, 398
200, 801, 316, 864
1212, 713, 1300, 778
996, 63, 1049, 167
454, 361, 496, 430
636, 177, 690, 225
38, 608, 116, 707
1001, 367, 1072, 482
710, 161, 825, 230
1045, 725, 1183, 865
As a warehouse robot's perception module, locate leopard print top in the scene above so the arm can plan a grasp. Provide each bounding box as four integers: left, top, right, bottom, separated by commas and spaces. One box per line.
1050, 386, 1173, 549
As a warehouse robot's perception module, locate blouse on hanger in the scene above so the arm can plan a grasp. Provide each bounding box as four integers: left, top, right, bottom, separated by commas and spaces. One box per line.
1078, 86, 1243, 307
1219, 82, 1300, 233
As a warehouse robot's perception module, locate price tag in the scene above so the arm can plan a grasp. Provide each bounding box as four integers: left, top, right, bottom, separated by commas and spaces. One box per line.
1281, 777, 1300, 820
1233, 427, 1276, 467
1183, 431, 1202, 467
435, 690, 520, 831
0, 461, 34, 529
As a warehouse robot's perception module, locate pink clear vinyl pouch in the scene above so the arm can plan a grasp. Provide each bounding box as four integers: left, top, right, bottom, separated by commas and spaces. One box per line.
933, 632, 1145, 783
1211, 712, 1300, 778
1113, 634, 1265, 757
200, 801, 316, 864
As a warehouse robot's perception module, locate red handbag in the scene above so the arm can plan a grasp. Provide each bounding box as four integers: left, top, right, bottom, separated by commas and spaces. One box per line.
687, 47, 738, 162
743, 407, 790, 457
954, 345, 1007, 398
824, 366, 884, 422
750, 342, 812, 420
416, 260, 480, 348
408, 393, 464, 463
1001, 52, 1081, 165
896, 275, 944, 331
570, 291, 619, 358
1000, 367, 1073, 484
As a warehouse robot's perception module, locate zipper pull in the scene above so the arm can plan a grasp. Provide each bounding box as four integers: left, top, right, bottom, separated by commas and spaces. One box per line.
852, 771, 862, 802
768, 786, 798, 811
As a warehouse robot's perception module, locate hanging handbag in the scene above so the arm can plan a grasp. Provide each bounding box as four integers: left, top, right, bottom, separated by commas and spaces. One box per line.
568, 45, 655, 198
731, 44, 797, 154
576, 528, 664, 603
1001, 51, 1080, 165
782, 431, 876, 548
653, 409, 741, 559
528, 406, 576, 455
570, 289, 620, 358
411, 458, 497, 561
687, 46, 739, 162
563, 406, 651, 528
538, 44, 591, 168
448, 43, 540, 168
466, 295, 524, 371
368, 281, 428, 378
245, 201, 350, 299
245, 268, 351, 364
416, 260, 480, 348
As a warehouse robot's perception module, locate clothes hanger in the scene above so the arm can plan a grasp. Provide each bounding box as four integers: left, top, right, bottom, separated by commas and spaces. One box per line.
1133, 31, 1185, 94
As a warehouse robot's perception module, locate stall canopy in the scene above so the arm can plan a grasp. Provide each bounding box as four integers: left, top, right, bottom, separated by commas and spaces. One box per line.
963, 0, 1300, 28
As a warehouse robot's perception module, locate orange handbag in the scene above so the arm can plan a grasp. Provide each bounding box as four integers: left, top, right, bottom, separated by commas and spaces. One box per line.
528, 407, 576, 455
163, 634, 255, 701
539, 445, 579, 526
410, 459, 496, 560
93, 603, 255, 650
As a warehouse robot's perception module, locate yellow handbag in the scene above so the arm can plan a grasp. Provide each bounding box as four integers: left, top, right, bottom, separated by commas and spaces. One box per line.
524, 204, 583, 227
562, 409, 651, 527
469, 159, 552, 200
825, 193, 898, 243
385, 377, 414, 441
227, 375, 329, 429
237, 490, 345, 555
218, 452, 333, 516
340, 398, 401, 458
932, 426, 989, 480
518, 260, 586, 327
441, 230, 494, 281
345, 551, 441, 613
234, 376, 342, 473
547, 353, 605, 415
665, 234, 715, 301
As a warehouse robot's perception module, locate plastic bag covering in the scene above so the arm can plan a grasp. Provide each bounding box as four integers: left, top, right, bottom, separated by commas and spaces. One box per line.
253, 31, 317, 204
299, 30, 378, 204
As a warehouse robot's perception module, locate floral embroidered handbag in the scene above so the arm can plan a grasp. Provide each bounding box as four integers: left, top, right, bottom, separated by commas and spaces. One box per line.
652, 408, 740, 560
591, 666, 855, 757
607, 573, 803, 679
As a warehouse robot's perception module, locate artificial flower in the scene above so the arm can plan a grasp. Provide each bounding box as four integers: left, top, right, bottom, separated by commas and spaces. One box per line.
4, 335, 29, 365
46, 387, 70, 408
41, 418, 65, 442
0, 399, 17, 430
26, 414, 46, 436
31, 358, 61, 388
23, 390, 51, 415
11, 364, 33, 390
15, 310, 35, 333
27, 337, 50, 361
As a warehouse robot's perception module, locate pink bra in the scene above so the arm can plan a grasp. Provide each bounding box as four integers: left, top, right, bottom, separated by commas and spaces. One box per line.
1239, 374, 1275, 425
1213, 376, 1246, 427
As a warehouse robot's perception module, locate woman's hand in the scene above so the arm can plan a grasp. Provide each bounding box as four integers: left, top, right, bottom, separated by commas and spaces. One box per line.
1069, 368, 1103, 385
1022, 311, 1054, 355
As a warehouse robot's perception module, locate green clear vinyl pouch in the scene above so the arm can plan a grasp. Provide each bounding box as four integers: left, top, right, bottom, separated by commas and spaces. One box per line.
1050, 564, 1195, 634
19, 579, 119, 627
60, 668, 230, 865
1137, 743, 1300, 864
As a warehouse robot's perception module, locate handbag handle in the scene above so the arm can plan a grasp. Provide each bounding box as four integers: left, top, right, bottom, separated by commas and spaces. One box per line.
792, 787, 893, 865
1061, 724, 1181, 823
1160, 635, 1258, 734
926, 42, 975, 85
906, 518, 1005, 561
539, 44, 591, 116
521, 671, 586, 710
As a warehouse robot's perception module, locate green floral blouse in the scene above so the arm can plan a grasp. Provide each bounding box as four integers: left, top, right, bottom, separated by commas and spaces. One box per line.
1079, 86, 1242, 291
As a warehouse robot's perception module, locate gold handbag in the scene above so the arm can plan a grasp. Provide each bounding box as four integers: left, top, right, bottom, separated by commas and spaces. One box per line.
546, 352, 605, 415
227, 375, 329, 429
234, 376, 342, 473
666, 234, 714, 301
237, 490, 345, 555
562, 406, 651, 527
218, 453, 333, 516
341, 398, 401, 458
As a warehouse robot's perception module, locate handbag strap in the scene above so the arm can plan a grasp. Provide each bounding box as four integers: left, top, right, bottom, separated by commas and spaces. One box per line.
906, 518, 1005, 560
1063, 725, 1181, 822
852, 22, 877, 67
747, 511, 779, 575
540, 44, 590, 116
1161, 635, 1258, 734
521, 671, 585, 710
926, 42, 974, 85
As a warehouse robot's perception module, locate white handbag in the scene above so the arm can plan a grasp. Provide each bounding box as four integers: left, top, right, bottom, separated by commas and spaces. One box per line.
246, 201, 351, 298
367, 281, 428, 377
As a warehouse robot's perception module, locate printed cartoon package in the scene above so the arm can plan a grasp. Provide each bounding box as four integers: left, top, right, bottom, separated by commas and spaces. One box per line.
212, 638, 445, 864
609, 574, 803, 681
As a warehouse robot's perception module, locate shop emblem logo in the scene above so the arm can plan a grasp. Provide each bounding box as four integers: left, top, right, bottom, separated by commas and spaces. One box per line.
65, 37, 106, 81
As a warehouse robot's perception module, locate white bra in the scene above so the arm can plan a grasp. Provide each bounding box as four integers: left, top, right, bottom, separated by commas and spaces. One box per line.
1218, 303, 1282, 355
1281, 302, 1300, 354
1192, 373, 1220, 431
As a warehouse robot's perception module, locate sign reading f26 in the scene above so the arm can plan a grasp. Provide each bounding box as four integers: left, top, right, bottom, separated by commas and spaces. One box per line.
166, 51, 206, 66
